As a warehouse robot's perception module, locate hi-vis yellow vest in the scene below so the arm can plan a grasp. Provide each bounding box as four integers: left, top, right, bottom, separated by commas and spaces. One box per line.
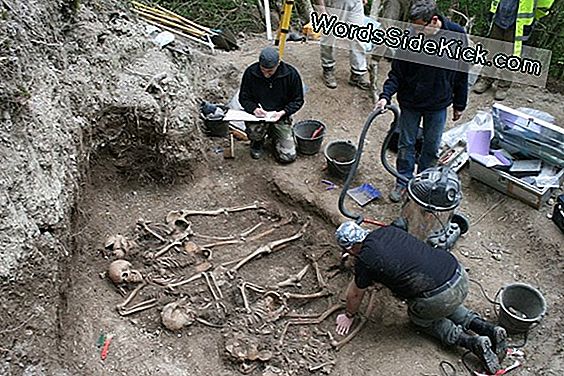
490, 0, 555, 56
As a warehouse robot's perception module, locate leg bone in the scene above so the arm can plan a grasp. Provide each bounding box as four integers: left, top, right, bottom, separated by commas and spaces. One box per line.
165, 272, 202, 290
137, 219, 167, 242
229, 221, 309, 275
240, 222, 263, 238
312, 261, 327, 289
238, 282, 252, 314
209, 272, 223, 299
179, 202, 264, 217
201, 239, 242, 249
276, 264, 310, 288
118, 298, 158, 316
278, 303, 344, 345
284, 290, 331, 300
117, 281, 147, 309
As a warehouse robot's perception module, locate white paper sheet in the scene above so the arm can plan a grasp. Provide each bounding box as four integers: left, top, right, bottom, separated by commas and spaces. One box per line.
469, 154, 506, 168
222, 109, 277, 122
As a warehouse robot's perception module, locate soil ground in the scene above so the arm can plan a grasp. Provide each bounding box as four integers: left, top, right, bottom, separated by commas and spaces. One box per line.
8, 38, 564, 375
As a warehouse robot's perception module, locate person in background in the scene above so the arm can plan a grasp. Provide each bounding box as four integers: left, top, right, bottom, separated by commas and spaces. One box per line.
374, 0, 468, 203
317, 0, 371, 90
472, 0, 555, 100
239, 47, 304, 163
334, 221, 507, 375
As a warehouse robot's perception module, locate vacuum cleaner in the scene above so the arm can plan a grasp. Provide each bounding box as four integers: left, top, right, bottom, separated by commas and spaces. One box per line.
338, 105, 469, 250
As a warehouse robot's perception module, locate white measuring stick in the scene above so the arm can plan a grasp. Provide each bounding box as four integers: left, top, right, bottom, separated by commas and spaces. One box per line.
264, 0, 272, 40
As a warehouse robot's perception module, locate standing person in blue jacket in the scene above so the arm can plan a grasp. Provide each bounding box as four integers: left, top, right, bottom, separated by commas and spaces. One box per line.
375, 0, 469, 203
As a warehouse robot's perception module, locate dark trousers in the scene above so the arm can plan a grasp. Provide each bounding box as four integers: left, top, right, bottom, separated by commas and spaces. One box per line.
478, 24, 516, 89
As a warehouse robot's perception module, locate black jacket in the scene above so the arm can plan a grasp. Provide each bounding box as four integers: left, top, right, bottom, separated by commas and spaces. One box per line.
239, 61, 304, 119
380, 15, 469, 112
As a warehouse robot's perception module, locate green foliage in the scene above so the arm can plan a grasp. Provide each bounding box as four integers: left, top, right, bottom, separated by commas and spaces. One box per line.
71, 0, 80, 12
528, 0, 564, 80
153, 0, 264, 33
146, 1, 564, 81
436, 0, 563, 80
436, 0, 491, 35
15, 84, 31, 100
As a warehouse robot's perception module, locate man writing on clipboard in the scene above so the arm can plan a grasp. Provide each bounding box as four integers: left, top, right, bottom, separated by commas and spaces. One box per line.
239, 47, 305, 163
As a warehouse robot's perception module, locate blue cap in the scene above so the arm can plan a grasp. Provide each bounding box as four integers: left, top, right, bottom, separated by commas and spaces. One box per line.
335, 221, 370, 249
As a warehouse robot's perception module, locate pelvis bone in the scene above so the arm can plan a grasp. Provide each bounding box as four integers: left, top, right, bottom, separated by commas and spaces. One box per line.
105, 234, 134, 259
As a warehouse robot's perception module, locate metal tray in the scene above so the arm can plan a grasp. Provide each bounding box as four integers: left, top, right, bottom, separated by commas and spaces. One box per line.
469, 159, 564, 209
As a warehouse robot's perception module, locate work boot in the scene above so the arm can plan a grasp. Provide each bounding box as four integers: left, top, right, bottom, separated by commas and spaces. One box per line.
348, 73, 370, 91
456, 333, 500, 375
322, 68, 337, 89
388, 184, 406, 203
250, 140, 264, 159
472, 78, 492, 94
274, 137, 297, 164
494, 87, 509, 101
469, 318, 508, 362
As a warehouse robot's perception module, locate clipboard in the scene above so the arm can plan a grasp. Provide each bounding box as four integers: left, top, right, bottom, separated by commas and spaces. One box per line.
222, 109, 278, 122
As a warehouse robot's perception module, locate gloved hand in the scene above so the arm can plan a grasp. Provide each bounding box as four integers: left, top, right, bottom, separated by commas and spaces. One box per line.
335, 313, 354, 335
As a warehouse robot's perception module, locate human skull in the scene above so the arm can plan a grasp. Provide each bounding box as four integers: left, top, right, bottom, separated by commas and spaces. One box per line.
108, 260, 143, 285
161, 300, 196, 331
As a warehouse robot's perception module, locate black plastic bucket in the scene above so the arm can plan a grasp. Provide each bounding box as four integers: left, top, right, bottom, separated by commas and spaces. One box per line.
498, 283, 546, 334
324, 140, 357, 179
294, 120, 327, 155
203, 118, 229, 137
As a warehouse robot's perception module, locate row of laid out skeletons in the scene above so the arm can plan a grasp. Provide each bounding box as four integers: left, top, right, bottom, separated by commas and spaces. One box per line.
103, 202, 378, 374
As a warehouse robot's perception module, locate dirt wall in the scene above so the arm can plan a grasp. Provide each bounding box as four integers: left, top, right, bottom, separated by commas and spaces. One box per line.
0, 0, 239, 373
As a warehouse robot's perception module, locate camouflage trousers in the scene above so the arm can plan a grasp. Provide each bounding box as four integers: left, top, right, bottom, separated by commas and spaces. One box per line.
245, 118, 297, 163
406, 267, 481, 346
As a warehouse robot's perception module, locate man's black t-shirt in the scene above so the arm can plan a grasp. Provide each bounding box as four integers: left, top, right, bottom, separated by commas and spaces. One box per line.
354, 226, 458, 299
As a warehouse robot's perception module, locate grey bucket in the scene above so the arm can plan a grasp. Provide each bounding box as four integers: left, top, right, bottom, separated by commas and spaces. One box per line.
498, 283, 547, 334
294, 120, 326, 155
324, 140, 357, 179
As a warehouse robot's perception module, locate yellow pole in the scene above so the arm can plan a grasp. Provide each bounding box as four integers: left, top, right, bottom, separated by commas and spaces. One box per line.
277, 0, 294, 59
274, 6, 283, 46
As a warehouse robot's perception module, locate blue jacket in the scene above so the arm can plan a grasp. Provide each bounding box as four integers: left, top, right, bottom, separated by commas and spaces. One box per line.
379, 15, 469, 112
